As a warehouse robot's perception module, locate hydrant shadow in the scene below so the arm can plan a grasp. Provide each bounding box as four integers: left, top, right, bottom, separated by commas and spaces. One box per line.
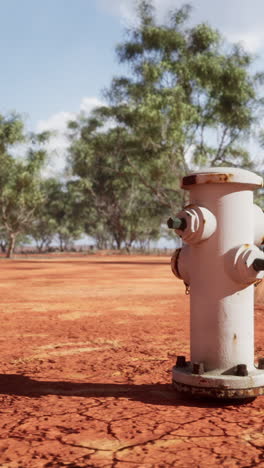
0, 374, 255, 407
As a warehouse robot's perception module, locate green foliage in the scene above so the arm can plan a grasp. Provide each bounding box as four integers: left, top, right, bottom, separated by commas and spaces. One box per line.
1, 2, 263, 254
66, 1, 263, 248
37, 178, 84, 251
29, 179, 59, 251
0, 113, 49, 257
67, 119, 161, 249
0, 113, 24, 153
95, 1, 262, 212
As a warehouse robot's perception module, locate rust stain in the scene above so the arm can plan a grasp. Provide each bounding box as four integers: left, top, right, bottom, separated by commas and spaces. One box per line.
218, 173, 233, 182
207, 173, 234, 182
182, 172, 234, 186
182, 174, 197, 186
233, 333, 237, 342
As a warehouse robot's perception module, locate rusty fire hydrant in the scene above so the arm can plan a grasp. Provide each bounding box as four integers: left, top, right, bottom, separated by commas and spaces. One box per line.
168, 167, 264, 399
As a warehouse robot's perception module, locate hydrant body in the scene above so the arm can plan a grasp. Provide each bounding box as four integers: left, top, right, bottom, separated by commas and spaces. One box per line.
170, 167, 264, 399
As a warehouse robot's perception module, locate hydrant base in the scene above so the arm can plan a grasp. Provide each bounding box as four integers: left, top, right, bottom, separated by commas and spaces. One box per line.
172, 365, 264, 400
173, 380, 263, 400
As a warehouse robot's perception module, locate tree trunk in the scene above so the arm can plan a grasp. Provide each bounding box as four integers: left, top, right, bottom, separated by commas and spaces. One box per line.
59, 236, 64, 252
0, 242, 6, 253
36, 240, 44, 252
6, 232, 17, 258
115, 240, 121, 250
113, 234, 122, 250
125, 241, 132, 253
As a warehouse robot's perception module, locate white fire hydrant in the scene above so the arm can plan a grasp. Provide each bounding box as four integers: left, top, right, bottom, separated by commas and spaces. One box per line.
168, 167, 264, 399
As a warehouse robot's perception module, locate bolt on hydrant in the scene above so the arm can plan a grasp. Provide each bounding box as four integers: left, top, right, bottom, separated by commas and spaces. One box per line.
168, 167, 264, 400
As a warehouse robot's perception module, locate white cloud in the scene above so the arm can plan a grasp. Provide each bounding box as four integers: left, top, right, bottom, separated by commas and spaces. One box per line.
224, 31, 264, 54
97, 0, 264, 54
97, 0, 183, 26
37, 111, 76, 135
80, 97, 104, 114
192, 0, 264, 55
36, 97, 104, 177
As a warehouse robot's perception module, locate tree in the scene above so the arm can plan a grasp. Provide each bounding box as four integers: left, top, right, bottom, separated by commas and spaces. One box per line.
67, 1, 264, 250
0, 225, 8, 253
29, 179, 59, 252
67, 118, 162, 250
55, 181, 85, 251
0, 113, 50, 257
38, 178, 84, 251
91, 1, 263, 212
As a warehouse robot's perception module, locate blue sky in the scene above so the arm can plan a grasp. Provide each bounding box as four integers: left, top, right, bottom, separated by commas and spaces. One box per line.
2, 0, 264, 174
1, 0, 123, 125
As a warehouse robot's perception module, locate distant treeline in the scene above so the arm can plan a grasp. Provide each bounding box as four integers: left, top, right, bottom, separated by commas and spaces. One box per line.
1, 1, 264, 257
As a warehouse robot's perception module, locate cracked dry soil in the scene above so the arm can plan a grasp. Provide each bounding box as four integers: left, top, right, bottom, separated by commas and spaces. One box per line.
0, 254, 263, 468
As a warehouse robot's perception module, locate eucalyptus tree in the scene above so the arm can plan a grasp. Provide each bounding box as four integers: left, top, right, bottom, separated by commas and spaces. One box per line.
67, 1, 263, 249
40, 178, 84, 251
29, 178, 59, 252
92, 1, 263, 212
0, 226, 8, 253
67, 118, 161, 249
0, 113, 50, 257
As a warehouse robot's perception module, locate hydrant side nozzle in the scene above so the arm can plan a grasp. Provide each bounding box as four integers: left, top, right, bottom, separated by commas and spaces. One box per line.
252, 258, 264, 272
231, 245, 264, 284
167, 217, 187, 231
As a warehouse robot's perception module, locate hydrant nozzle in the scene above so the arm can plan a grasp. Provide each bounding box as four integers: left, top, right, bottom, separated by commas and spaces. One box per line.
253, 258, 264, 272
167, 217, 187, 230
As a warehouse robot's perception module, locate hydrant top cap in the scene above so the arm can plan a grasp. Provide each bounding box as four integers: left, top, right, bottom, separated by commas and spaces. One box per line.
182, 167, 263, 189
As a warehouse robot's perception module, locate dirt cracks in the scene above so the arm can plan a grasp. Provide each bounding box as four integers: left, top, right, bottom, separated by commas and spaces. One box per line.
0, 254, 263, 467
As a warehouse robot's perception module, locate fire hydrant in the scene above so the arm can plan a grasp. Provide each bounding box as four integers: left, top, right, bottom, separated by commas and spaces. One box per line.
168, 167, 264, 399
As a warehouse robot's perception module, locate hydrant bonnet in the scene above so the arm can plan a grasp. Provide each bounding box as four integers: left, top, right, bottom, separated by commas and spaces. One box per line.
181, 167, 263, 189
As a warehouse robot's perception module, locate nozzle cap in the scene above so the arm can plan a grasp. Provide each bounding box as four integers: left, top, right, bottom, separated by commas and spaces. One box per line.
167, 217, 187, 230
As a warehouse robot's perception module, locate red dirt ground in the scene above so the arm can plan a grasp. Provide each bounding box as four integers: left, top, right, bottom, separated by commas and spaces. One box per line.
0, 254, 263, 468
